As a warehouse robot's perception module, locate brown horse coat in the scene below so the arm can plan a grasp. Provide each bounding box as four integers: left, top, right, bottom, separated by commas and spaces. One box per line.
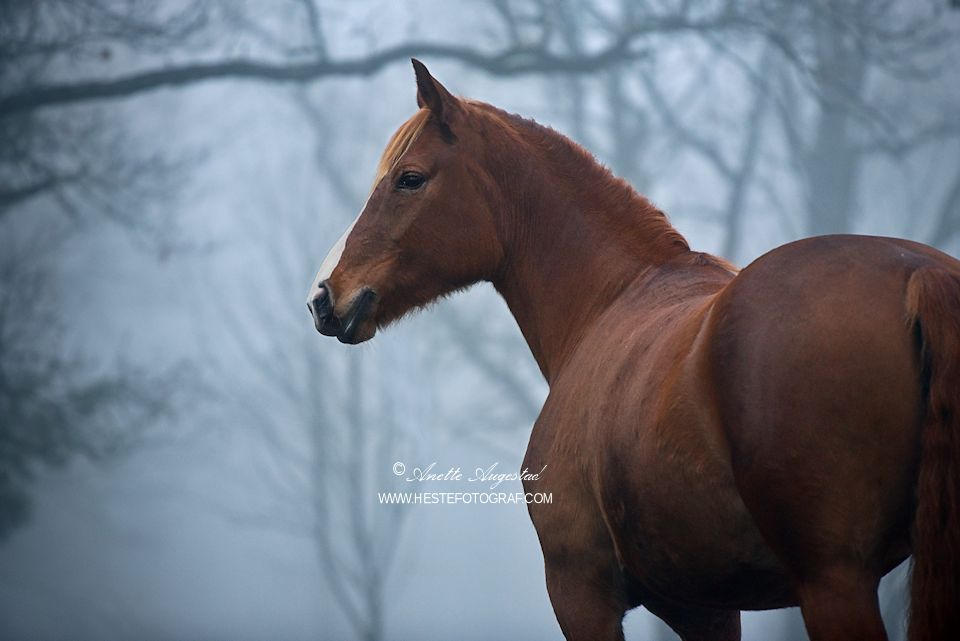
523, 235, 959, 640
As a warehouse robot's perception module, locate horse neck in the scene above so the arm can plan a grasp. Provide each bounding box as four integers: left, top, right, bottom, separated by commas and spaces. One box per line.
488, 127, 690, 383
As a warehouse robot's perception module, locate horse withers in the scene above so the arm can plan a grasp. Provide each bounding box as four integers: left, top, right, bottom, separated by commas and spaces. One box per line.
307, 60, 960, 641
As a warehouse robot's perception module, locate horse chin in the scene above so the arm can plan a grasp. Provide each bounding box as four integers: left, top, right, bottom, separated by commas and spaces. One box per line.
337, 320, 376, 345
335, 287, 379, 344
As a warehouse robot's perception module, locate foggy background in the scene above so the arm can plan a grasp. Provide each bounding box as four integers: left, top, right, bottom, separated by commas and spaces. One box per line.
1, 1, 959, 639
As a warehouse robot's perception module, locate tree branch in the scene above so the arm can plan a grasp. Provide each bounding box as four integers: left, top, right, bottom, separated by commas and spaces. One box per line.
0, 176, 65, 213
0, 38, 651, 116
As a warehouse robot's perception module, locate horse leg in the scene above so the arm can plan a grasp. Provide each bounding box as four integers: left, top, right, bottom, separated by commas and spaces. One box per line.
543, 557, 628, 641
645, 599, 741, 641
796, 568, 887, 641
525, 417, 631, 640
528, 470, 628, 640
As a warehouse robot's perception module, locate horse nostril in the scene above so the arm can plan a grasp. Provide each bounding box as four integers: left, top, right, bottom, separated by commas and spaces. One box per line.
308, 284, 341, 336
312, 286, 327, 306
307, 286, 324, 322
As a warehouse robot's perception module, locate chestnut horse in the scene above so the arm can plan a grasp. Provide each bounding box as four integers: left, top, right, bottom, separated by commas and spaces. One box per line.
307, 61, 960, 641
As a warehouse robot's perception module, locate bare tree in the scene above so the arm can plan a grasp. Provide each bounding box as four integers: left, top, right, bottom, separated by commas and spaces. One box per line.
0, 219, 187, 540
0, 1, 208, 235
589, 1, 960, 262
767, 1, 960, 239
0, 1, 204, 540
0, 0, 748, 116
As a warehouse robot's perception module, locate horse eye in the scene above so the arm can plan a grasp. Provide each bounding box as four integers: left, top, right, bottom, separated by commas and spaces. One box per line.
396, 172, 426, 190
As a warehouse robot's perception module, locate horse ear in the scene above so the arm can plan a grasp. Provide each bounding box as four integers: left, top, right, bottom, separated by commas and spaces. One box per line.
412, 58, 460, 125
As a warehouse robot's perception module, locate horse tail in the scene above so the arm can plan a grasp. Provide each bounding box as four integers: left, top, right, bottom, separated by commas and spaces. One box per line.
905, 266, 960, 641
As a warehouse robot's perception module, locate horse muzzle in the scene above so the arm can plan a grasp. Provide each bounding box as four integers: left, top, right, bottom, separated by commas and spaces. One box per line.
307, 282, 378, 344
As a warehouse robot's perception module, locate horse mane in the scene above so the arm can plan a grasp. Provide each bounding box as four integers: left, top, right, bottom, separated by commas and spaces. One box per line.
465, 101, 698, 264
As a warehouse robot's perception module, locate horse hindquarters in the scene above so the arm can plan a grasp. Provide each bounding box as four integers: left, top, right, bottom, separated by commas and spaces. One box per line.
704, 237, 947, 640
905, 268, 960, 641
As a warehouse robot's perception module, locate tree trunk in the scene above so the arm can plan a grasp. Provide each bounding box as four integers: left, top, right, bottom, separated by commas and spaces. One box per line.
803, 16, 868, 236
722, 47, 773, 262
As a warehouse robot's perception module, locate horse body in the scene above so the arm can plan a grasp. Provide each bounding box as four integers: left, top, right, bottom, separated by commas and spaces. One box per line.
307, 61, 960, 640
523, 257, 797, 611
522, 235, 960, 638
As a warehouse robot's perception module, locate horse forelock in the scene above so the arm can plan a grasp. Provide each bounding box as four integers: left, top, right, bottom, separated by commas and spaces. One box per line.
373, 108, 431, 192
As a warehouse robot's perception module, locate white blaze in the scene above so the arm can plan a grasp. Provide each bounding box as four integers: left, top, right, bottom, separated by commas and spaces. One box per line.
307, 213, 360, 302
